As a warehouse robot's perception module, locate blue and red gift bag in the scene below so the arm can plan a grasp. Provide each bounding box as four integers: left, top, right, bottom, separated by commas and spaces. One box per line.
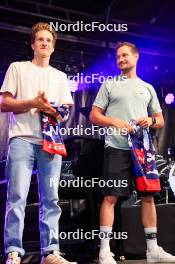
128, 120, 160, 192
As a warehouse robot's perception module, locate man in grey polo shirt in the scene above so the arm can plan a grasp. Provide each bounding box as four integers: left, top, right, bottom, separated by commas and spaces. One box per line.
90, 42, 175, 264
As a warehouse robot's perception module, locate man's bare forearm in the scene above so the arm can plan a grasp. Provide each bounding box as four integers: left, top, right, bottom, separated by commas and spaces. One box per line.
1, 97, 34, 112
89, 110, 114, 127
151, 115, 164, 129
89, 107, 134, 133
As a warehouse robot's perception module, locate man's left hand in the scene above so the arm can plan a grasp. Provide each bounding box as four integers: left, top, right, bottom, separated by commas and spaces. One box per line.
41, 104, 70, 122
137, 117, 153, 128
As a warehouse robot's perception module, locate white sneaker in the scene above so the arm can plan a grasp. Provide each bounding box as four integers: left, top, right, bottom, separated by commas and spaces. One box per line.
6, 252, 21, 264
99, 249, 117, 264
147, 246, 175, 263
40, 250, 77, 264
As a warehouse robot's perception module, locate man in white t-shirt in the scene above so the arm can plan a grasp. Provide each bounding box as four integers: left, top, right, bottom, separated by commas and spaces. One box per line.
0, 22, 77, 264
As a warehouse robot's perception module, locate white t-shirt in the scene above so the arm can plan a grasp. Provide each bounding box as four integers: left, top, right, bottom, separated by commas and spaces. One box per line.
1, 61, 74, 144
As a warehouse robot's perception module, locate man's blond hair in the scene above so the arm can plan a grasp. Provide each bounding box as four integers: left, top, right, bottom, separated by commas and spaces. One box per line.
31, 22, 57, 47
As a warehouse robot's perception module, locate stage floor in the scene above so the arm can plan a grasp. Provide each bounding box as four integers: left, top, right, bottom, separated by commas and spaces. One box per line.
102, 260, 146, 264
124, 261, 146, 263
124, 261, 148, 263
87, 261, 172, 264
0, 258, 171, 264
78, 261, 171, 264
76, 261, 170, 264
91, 259, 171, 264
118, 261, 170, 264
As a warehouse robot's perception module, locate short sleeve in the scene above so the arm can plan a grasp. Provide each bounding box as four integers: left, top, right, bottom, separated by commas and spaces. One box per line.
147, 85, 162, 114
0, 63, 18, 96
59, 74, 74, 105
93, 81, 109, 110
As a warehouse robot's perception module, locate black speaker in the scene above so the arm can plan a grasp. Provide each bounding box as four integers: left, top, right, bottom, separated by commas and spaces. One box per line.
118, 204, 175, 258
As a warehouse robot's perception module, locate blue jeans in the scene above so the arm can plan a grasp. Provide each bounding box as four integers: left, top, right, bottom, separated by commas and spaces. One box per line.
4, 138, 62, 256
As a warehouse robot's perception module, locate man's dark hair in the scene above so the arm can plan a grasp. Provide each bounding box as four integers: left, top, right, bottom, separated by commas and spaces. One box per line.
116, 42, 139, 54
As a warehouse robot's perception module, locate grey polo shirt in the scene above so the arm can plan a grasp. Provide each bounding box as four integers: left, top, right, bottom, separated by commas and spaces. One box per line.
93, 77, 162, 150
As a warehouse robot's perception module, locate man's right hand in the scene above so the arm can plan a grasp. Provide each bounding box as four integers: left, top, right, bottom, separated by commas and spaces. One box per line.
89, 106, 133, 134
111, 118, 133, 133
31, 91, 56, 114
